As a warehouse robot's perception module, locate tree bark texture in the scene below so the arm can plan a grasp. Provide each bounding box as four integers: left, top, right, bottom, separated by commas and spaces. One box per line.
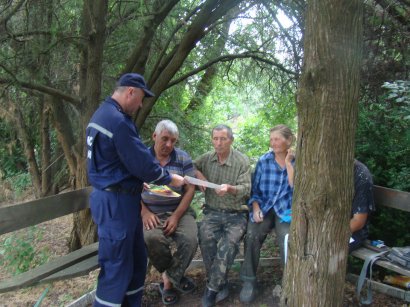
40, 99, 51, 197
8, 101, 42, 198
68, 0, 108, 251
282, 1, 363, 306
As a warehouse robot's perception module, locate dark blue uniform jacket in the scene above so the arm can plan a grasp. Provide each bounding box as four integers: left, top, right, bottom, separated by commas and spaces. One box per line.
86, 97, 171, 190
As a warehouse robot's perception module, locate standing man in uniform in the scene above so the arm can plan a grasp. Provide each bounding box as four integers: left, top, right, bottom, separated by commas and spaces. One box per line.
86, 73, 185, 307
141, 119, 197, 305
194, 124, 251, 307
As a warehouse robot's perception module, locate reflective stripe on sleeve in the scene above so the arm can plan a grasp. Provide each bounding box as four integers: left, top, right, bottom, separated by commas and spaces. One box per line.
88, 123, 113, 138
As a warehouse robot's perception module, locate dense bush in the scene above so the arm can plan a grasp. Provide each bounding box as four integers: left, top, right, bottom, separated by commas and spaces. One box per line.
356, 81, 410, 246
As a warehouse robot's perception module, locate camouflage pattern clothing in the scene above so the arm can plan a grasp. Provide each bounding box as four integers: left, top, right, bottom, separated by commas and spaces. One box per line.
199, 209, 248, 291
144, 210, 197, 287
195, 148, 251, 291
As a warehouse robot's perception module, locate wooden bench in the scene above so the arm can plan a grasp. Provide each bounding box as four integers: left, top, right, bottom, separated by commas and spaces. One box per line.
349, 185, 410, 302
1, 184, 408, 299
0, 187, 97, 293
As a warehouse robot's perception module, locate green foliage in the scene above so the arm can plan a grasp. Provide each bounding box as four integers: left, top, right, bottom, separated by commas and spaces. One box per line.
369, 207, 410, 246
356, 81, 410, 191
356, 81, 410, 246
191, 191, 205, 221
0, 227, 49, 275
6, 172, 32, 197
0, 121, 26, 179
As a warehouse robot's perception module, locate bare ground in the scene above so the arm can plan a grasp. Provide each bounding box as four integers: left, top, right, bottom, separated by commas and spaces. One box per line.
0, 198, 408, 306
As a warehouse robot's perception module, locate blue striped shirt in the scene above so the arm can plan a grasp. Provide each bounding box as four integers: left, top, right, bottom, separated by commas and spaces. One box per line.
142, 146, 196, 213
248, 151, 294, 222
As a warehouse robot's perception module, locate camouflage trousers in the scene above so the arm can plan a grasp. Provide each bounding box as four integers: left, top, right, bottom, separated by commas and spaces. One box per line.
198, 209, 248, 291
240, 209, 290, 282
143, 212, 198, 287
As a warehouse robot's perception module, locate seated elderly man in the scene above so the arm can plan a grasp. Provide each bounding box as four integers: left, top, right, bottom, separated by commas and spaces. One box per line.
141, 120, 197, 305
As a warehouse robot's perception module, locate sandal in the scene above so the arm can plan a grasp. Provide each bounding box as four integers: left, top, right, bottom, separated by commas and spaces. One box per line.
159, 283, 179, 305
175, 276, 196, 294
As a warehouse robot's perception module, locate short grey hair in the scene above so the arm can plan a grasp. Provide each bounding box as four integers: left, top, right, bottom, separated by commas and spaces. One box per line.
155, 119, 179, 137
212, 124, 234, 140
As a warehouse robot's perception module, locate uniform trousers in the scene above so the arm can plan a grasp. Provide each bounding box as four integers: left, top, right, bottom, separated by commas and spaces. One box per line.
90, 189, 147, 307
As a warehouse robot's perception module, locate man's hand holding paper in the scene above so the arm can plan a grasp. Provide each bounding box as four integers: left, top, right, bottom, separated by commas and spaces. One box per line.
184, 174, 222, 192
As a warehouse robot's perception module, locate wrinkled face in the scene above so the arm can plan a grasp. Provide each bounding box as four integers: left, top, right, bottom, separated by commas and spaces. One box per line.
125, 87, 145, 115
212, 129, 232, 156
153, 129, 178, 158
270, 131, 291, 154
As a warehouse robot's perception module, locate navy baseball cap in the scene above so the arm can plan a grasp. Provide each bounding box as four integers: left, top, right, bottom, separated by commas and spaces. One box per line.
117, 73, 155, 97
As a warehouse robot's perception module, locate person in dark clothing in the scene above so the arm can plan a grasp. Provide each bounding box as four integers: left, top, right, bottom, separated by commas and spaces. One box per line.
349, 160, 375, 253
86, 73, 185, 307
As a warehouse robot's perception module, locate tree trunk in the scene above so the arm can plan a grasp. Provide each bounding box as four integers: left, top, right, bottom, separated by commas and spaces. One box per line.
8, 100, 42, 197
282, 1, 363, 306
68, 0, 108, 251
40, 99, 52, 197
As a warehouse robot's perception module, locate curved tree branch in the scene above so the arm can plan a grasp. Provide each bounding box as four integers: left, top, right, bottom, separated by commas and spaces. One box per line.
149, 3, 203, 84
374, 0, 410, 31
121, 0, 180, 75
168, 52, 297, 88
0, 0, 26, 26
0, 76, 81, 107
135, 0, 245, 128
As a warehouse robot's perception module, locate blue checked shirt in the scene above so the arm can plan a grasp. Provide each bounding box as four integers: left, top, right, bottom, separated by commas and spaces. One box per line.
248, 151, 294, 222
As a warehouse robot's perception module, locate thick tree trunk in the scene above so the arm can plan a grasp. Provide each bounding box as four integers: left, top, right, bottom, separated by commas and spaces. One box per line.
282, 1, 363, 306
68, 0, 108, 251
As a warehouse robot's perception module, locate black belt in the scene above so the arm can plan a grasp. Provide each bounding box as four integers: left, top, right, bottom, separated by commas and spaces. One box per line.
103, 185, 141, 195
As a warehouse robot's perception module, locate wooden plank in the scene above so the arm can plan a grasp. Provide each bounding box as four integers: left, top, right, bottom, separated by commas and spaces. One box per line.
351, 247, 410, 276
0, 187, 92, 235
374, 185, 410, 212
40, 255, 99, 283
67, 289, 96, 307
347, 273, 410, 302
0, 242, 98, 293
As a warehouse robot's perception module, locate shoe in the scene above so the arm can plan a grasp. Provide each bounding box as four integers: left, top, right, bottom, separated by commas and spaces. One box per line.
216, 284, 229, 303
175, 276, 196, 294
202, 287, 217, 307
159, 283, 179, 305
239, 281, 257, 303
